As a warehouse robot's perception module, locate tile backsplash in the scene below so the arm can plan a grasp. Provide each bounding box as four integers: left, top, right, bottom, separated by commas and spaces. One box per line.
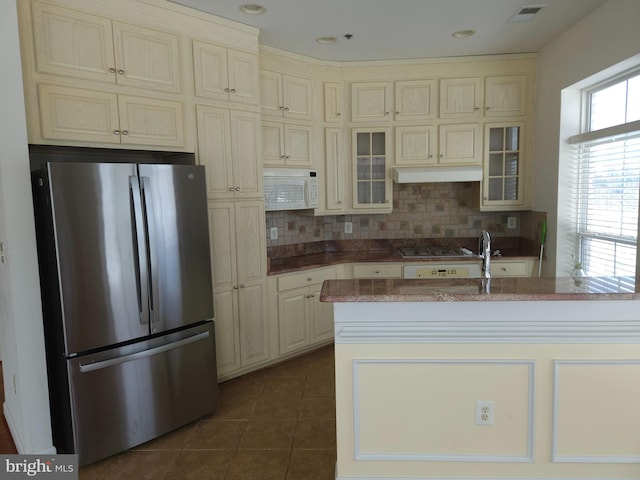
266, 182, 546, 248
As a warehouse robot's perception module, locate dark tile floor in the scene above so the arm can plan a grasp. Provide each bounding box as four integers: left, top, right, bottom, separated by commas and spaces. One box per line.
0, 346, 336, 479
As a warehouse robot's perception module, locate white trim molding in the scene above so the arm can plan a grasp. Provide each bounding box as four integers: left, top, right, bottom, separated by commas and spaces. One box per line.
352, 359, 535, 463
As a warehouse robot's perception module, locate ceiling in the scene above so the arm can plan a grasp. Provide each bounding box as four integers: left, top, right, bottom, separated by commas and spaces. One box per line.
169, 0, 608, 62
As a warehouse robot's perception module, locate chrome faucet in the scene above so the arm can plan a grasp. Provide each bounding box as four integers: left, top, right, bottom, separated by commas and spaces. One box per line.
479, 230, 491, 279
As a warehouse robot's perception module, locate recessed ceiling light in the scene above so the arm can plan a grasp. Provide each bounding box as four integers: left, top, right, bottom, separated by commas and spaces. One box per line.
239, 4, 265, 15
316, 36, 337, 45
452, 30, 475, 39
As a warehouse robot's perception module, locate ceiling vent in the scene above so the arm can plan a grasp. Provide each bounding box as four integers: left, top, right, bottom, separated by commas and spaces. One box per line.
507, 4, 547, 22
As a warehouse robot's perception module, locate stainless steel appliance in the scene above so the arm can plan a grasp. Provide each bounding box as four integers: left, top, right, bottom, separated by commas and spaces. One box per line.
31, 152, 217, 466
399, 246, 483, 278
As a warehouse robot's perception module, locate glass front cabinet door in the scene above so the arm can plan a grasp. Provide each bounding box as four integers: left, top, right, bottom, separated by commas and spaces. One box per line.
352, 128, 392, 211
482, 123, 525, 208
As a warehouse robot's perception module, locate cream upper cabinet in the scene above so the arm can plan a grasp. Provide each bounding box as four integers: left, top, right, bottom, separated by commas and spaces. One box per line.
439, 77, 483, 118
262, 122, 312, 167
324, 81, 344, 123
324, 127, 347, 211
260, 70, 312, 121
350, 82, 391, 122
351, 79, 436, 122
196, 105, 262, 199
438, 123, 482, 165
38, 83, 184, 147
32, 1, 181, 93
352, 128, 392, 211
192, 40, 259, 105
479, 122, 526, 208
208, 201, 268, 377
394, 125, 437, 165
484, 75, 527, 117
394, 79, 437, 121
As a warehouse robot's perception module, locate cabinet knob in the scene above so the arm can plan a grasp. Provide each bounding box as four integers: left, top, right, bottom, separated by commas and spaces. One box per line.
118, 69, 125, 75
121, 130, 128, 135
233, 285, 238, 289
384, 111, 389, 115
235, 187, 241, 191
280, 155, 287, 159
501, 267, 507, 271
485, 106, 491, 110
474, 106, 480, 111
279, 106, 285, 111
109, 67, 116, 74
229, 187, 235, 191
284, 107, 290, 111
428, 154, 433, 159
224, 88, 230, 93
230, 88, 236, 94
309, 294, 315, 298
307, 278, 312, 282
374, 270, 380, 274
113, 130, 120, 135
439, 154, 444, 158
337, 112, 342, 116
239, 284, 245, 288
285, 155, 291, 159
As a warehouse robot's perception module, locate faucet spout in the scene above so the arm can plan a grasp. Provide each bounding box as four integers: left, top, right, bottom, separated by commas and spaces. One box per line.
479, 230, 491, 279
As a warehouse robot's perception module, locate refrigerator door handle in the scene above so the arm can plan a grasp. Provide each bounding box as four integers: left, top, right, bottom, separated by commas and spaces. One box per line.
140, 176, 161, 329
78, 331, 210, 373
129, 176, 151, 325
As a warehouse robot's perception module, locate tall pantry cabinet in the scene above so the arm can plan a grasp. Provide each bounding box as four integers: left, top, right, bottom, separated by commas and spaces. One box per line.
17, 0, 269, 381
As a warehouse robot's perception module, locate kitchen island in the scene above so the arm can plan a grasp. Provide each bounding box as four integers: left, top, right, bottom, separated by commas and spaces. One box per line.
321, 277, 640, 480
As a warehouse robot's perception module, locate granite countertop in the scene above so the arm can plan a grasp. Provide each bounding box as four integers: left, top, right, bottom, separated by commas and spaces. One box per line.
268, 238, 538, 275
320, 276, 639, 302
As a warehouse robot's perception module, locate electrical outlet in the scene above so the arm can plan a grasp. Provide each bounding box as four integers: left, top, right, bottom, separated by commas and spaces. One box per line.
344, 221, 353, 234
475, 400, 494, 426
270, 227, 278, 240
507, 217, 517, 229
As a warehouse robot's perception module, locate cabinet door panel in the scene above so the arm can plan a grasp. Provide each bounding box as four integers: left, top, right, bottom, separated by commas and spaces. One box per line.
351, 82, 390, 122
112, 22, 181, 93
213, 289, 240, 376
227, 49, 259, 105
439, 124, 481, 165
324, 82, 343, 123
230, 111, 263, 197
238, 283, 269, 366
395, 126, 436, 165
278, 289, 309, 354
439, 77, 482, 118
235, 201, 266, 284
260, 70, 282, 116
309, 285, 333, 343
485, 75, 526, 116
284, 125, 312, 166
197, 106, 234, 197
262, 122, 284, 166
395, 79, 436, 120
118, 95, 184, 147
282, 74, 312, 120
38, 84, 120, 144
324, 128, 346, 211
32, 2, 115, 83
207, 203, 236, 291
192, 40, 228, 101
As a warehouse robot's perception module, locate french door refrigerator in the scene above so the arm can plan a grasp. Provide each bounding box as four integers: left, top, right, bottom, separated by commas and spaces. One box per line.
31, 158, 217, 466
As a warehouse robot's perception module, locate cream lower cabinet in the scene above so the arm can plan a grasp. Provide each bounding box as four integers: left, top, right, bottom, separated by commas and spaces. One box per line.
352, 263, 403, 278
275, 266, 338, 355
38, 83, 184, 147
208, 200, 268, 378
491, 258, 534, 277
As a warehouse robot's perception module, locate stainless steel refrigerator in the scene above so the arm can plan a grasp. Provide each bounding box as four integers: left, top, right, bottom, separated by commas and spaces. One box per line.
31, 151, 217, 466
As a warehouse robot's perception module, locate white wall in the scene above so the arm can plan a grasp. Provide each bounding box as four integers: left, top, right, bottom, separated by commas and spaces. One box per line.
533, 0, 640, 275
0, 0, 54, 455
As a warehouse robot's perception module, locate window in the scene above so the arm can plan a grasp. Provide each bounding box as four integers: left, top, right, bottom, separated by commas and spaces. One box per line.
569, 70, 640, 277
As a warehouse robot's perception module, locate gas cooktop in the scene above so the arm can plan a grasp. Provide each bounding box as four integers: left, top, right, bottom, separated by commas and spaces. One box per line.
397, 246, 476, 259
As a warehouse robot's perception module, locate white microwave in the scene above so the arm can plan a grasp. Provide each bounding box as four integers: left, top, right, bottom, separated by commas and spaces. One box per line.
264, 168, 319, 211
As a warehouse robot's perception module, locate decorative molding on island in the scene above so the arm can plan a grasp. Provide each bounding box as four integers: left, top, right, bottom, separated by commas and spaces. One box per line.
321, 276, 640, 480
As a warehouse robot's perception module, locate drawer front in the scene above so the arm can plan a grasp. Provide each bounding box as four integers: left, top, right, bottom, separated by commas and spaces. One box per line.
492, 261, 528, 277
352, 263, 403, 278
277, 266, 337, 291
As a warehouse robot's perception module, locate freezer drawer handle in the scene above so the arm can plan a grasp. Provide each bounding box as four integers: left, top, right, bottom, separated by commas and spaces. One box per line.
79, 331, 210, 373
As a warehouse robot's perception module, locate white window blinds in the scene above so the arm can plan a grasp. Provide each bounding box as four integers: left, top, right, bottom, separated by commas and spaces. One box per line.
568, 122, 640, 276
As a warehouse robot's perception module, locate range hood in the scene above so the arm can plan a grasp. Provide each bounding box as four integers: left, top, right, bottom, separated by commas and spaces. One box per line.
392, 165, 482, 183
